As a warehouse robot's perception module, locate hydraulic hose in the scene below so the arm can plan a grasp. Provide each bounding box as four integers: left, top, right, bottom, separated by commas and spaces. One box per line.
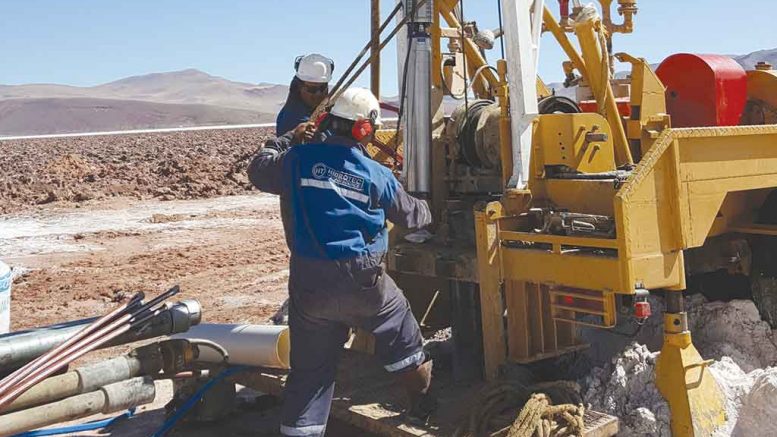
10, 409, 135, 437
151, 366, 248, 437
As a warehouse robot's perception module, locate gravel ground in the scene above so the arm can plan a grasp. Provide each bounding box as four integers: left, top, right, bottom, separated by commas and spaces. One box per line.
0, 127, 273, 214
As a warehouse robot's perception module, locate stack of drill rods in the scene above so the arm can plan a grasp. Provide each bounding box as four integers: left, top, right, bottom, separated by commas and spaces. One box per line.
0, 285, 180, 412
0, 293, 143, 396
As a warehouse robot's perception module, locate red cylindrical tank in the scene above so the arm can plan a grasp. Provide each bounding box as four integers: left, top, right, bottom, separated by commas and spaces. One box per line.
656, 54, 747, 128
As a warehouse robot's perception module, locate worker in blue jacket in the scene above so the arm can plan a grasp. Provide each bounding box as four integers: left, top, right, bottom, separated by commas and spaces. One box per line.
248, 87, 435, 437
276, 54, 334, 142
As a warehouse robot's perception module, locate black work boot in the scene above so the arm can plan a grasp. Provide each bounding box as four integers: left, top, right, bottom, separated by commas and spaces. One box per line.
396, 355, 437, 425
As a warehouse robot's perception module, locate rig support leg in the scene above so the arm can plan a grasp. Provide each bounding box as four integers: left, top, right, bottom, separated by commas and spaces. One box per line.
655, 292, 726, 436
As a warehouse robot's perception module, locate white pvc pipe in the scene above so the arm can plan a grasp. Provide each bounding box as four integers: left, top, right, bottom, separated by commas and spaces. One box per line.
174, 324, 290, 369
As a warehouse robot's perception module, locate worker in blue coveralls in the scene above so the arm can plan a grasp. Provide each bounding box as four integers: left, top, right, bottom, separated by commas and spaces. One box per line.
276, 53, 334, 143
248, 87, 435, 437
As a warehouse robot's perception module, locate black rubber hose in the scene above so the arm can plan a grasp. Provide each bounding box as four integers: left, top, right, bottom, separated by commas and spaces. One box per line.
538, 95, 581, 114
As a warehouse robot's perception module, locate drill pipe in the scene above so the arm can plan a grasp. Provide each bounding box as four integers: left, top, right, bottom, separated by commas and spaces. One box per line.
0, 314, 135, 411
0, 296, 195, 412
0, 376, 156, 437
0, 293, 143, 395
0, 299, 200, 373
5, 347, 162, 412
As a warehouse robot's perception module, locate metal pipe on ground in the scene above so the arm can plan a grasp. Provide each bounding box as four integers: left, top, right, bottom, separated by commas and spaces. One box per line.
0, 292, 197, 412
0, 300, 201, 373
0, 300, 198, 411
4, 349, 162, 413
0, 376, 156, 437
0, 293, 143, 394
0, 313, 136, 411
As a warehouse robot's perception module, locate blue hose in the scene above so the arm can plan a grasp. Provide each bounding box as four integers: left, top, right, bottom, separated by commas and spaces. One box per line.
11, 408, 136, 437
152, 366, 249, 437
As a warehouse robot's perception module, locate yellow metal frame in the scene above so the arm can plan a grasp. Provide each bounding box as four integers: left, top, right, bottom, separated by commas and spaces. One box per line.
375, 2, 776, 434
467, 6, 777, 434
498, 124, 777, 297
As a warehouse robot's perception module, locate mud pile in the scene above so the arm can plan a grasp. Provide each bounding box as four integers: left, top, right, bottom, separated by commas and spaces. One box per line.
582, 344, 671, 436
578, 295, 777, 436
0, 128, 274, 214
687, 295, 777, 371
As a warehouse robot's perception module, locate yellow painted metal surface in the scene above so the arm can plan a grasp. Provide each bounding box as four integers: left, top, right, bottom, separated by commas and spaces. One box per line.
474, 205, 507, 380
656, 321, 726, 436
537, 179, 617, 216
542, 6, 589, 81
502, 248, 622, 292
437, 0, 498, 98
536, 77, 552, 99
504, 280, 584, 364
573, 12, 633, 166
535, 113, 616, 173
497, 60, 514, 187
615, 52, 668, 158
550, 288, 616, 329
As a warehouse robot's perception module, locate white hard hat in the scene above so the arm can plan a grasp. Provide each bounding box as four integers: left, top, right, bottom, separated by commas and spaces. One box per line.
295, 54, 334, 84
330, 88, 383, 126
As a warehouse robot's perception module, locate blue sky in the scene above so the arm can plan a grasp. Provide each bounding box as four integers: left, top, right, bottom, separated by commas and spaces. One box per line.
0, 0, 774, 94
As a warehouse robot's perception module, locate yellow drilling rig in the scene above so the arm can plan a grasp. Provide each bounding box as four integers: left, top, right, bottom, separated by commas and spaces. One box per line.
358, 0, 777, 435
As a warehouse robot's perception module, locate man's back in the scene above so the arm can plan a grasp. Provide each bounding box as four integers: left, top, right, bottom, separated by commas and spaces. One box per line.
283, 140, 396, 259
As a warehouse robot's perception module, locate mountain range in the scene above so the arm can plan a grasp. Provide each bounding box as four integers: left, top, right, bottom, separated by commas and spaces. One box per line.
1, 48, 776, 136
0, 69, 289, 135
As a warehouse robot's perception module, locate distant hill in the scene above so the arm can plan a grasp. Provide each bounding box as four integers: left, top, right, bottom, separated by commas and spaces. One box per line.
0, 97, 273, 135
735, 48, 777, 70
0, 69, 289, 135
1, 47, 776, 135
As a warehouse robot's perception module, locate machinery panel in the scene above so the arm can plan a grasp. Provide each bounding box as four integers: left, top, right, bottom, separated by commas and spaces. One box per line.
535, 113, 616, 173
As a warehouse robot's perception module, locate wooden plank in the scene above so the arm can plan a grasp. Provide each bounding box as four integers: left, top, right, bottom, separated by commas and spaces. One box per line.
583, 410, 620, 437
474, 209, 507, 380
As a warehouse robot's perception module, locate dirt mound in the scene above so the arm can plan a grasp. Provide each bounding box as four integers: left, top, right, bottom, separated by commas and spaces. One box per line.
581, 343, 671, 436
688, 296, 777, 372
734, 368, 777, 435
576, 294, 777, 436
0, 128, 273, 214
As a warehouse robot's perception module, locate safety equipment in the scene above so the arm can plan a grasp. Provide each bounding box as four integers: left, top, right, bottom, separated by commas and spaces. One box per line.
294, 54, 335, 84
351, 118, 373, 142
330, 87, 383, 141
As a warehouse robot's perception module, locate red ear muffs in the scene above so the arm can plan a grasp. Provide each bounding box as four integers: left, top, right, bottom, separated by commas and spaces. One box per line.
351, 119, 373, 142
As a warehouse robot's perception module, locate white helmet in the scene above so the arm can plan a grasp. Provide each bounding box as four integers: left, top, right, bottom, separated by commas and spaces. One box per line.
295, 54, 334, 84
330, 88, 383, 126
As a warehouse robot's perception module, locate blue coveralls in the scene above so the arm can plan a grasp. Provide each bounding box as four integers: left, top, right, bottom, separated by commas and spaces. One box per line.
276, 79, 313, 137
248, 134, 432, 437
